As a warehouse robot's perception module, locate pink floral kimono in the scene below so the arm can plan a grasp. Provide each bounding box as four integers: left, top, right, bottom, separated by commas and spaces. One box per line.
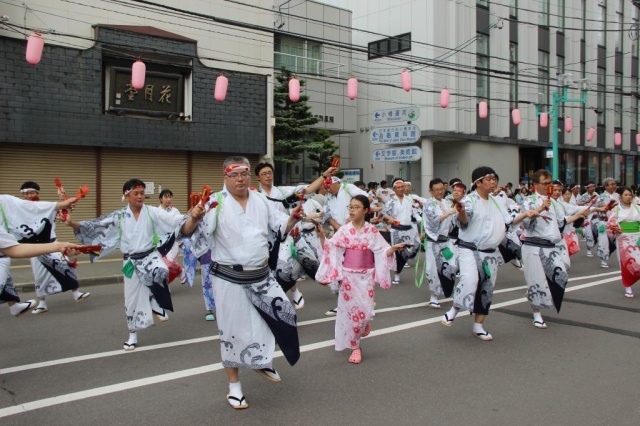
315, 222, 396, 351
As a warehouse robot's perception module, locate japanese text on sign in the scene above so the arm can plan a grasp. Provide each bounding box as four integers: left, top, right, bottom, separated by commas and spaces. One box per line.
371, 106, 420, 124
369, 124, 421, 145
372, 146, 422, 162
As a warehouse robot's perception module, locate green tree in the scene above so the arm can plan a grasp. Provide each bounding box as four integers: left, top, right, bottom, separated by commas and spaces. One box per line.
274, 68, 319, 183
306, 129, 339, 175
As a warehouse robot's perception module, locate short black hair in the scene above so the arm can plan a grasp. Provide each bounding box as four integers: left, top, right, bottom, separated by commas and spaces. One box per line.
380, 180, 387, 186
123, 178, 146, 194
255, 162, 274, 176
429, 178, 444, 190
159, 189, 173, 199
20, 181, 40, 192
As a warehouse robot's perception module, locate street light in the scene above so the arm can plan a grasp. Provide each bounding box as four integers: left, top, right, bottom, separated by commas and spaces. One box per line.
534, 73, 590, 179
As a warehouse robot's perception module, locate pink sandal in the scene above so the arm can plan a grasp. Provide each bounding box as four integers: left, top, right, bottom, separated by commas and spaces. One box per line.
348, 348, 362, 364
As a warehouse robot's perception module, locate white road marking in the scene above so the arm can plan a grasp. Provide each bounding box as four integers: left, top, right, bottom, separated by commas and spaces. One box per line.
0, 275, 620, 418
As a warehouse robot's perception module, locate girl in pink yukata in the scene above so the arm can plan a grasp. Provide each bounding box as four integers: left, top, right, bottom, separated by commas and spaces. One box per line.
315, 195, 405, 364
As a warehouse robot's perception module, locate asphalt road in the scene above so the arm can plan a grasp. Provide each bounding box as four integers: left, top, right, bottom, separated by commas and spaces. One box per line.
2, 241, 639, 425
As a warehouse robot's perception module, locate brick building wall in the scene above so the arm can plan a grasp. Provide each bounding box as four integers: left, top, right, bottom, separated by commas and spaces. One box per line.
0, 26, 267, 154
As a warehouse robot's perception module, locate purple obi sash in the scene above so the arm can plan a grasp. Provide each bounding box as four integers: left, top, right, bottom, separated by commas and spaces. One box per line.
344, 248, 375, 269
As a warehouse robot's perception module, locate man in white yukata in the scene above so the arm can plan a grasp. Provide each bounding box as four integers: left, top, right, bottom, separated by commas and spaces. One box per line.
521, 170, 589, 329
254, 162, 336, 310
382, 179, 424, 285
322, 176, 369, 315
422, 178, 458, 308
577, 181, 599, 256
592, 177, 620, 268
440, 167, 519, 341
18, 181, 90, 314
0, 194, 78, 316
180, 156, 302, 410
66, 179, 184, 351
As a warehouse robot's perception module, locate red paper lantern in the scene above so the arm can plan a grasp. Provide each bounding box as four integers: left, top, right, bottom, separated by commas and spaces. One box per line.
401, 69, 412, 92
540, 112, 548, 128
564, 116, 573, 133
636, 133, 640, 146
586, 126, 596, 142
478, 101, 488, 119
440, 88, 449, 108
131, 60, 146, 90
614, 132, 622, 146
214, 74, 228, 102
511, 108, 521, 126
347, 77, 358, 100
288, 77, 300, 102
26, 32, 44, 65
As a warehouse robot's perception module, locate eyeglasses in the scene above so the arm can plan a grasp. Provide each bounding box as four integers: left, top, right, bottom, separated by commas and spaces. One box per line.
537, 181, 552, 187
225, 172, 251, 180
259, 171, 273, 177
347, 205, 362, 211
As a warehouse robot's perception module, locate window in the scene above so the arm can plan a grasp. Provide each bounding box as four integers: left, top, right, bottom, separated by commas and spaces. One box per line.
538, 0, 549, 27
368, 33, 411, 60
615, 73, 623, 128
633, 77, 640, 131
597, 67, 606, 126
557, 0, 565, 31
616, 0, 623, 51
275, 36, 323, 76
597, 0, 606, 46
632, 5, 639, 55
558, 56, 565, 116
477, 34, 490, 99
582, 0, 587, 41
538, 51, 549, 105
477, 0, 489, 7
510, 0, 517, 17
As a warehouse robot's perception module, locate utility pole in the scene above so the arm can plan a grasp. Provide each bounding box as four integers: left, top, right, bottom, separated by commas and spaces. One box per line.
534, 74, 591, 180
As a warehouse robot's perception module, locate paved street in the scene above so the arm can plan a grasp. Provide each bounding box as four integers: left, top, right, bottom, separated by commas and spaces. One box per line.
2, 241, 639, 425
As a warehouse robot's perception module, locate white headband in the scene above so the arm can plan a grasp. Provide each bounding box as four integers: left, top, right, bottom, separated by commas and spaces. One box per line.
20, 188, 39, 193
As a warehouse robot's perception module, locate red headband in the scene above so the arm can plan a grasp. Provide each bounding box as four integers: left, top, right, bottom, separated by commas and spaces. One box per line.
224, 164, 250, 174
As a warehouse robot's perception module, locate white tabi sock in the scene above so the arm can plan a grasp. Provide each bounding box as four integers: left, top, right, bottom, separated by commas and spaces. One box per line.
126, 332, 137, 345
229, 381, 243, 399
36, 298, 47, 309
72, 290, 82, 299
394, 274, 400, 282
472, 323, 486, 334
446, 307, 458, 320
533, 312, 543, 323
292, 289, 302, 300
430, 295, 439, 304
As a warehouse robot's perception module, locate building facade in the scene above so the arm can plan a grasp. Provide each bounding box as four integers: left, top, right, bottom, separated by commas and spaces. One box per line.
320, 0, 640, 194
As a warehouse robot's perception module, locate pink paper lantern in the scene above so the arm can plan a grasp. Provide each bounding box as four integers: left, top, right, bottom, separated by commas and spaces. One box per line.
540, 112, 548, 128
592, 156, 598, 165
347, 77, 358, 100
214, 74, 228, 102
401, 69, 412, 92
586, 126, 596, 142
564, 116, 573, 133
440, 88, 449, 108
478, 101, 488, 119
636, 133, 640, 146
26, 32, 45, 65
288, 77, 300, 102
511, 108, 521, 126
578, 154, 583, 164
131, 60, 146, 90
614, 132, 622, 146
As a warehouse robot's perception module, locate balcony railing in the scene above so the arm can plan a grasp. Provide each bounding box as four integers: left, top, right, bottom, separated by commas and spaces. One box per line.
274, 52, 345, 79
